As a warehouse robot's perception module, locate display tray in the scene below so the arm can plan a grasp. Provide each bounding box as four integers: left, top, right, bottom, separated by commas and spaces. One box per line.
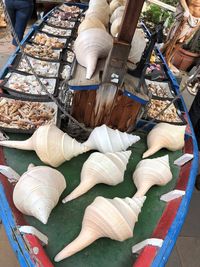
11, 53, 61, 78
1, 71, 59, 100
62, 48, 75, 64
50, 8, 80, 22
45, 16, 77, 29
59, 63, 73, 80
143, 98, 187, 125
145, 79, 175, 99
22, 42, 63, 62
31, 31, 68, 49
38, 22, 73, 38
0, 94, 61, 134
145, 63, 168, 82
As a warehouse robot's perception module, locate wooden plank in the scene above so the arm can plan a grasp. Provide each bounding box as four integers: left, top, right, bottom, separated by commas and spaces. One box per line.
147, 0, 176, 12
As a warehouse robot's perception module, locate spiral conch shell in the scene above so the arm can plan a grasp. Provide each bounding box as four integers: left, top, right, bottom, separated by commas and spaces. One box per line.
133, 155, 172, 197
13, 164, 66, 224
55, 195, 146, 261
129, 28, 147, 64
84, 124, 140, 152
0, 124, 88, 167
110, 0, 126, 14
86, 6, 110, 26
143, 123, 186, 158
111, 17, 122, 37
62, 150, 131, 203
110, 6, 125, 23
74, 28, 113, 79
78, 17, 106, 35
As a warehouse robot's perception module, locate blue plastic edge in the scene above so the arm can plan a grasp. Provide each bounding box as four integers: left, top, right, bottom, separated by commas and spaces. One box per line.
151, 51, 199, 267
69, 84, 100, 91
124, 90, 148, 105
0, 183, 35, 267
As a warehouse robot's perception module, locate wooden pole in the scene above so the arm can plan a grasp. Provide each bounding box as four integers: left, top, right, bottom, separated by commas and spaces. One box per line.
102, 0, 145, 86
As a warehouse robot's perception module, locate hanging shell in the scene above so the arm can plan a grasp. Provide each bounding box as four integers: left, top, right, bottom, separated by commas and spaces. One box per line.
78, 17, 106, 35
86, 6, 110, 26
133, 155, 172, 197
129, 28, 147, 64
74, 28, 113, 79
55, 195, 146, 261
13, 164, 66, 224
0, 124, 88, 167
110, 6, 125, 23
111, 17, 122, 37
62, 150, 131, 203
84, 124, 140, 152
110, 0, 126, 14
143, 123, 186, 158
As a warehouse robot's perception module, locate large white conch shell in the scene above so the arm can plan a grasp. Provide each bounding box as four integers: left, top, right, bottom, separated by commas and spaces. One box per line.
110, 6, 125, 23
89, 0, 110, 10
133, 155, 172, 197
13, 164, 66, 224
62, 150, 131, 203
143, 123, 186, 158
74, 28, 113, 79
78, 17, 106, 35
0, 124, 88, 167
86, 6, 110, 26
110, 0, 126, 14
129, 28, 147, 64
55, 195, 146, 261
84, 124, 140, 152
111, 17, 122, 37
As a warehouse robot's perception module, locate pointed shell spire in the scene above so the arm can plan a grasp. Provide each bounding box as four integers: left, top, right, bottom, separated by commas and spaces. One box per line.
13, 164, 66, 224
0, 124, 89, 167
74, 28, 113, 79
55, 195, 146, 262
83, 124, 140, 153
62, 150, 131, 203
133, 155, 172, 197
143, 123, 186, 158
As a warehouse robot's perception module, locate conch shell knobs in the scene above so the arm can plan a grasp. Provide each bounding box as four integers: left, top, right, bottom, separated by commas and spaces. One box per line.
13, 164, 66, 224
133, 155, 173, 197
143, 123, 186, 158
55, 196, 146, 262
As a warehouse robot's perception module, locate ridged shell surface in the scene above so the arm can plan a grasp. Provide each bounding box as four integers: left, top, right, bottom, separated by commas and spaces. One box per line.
13, 165, 66, 224
78, 17, 106, 34
55, 195, 146, 262
86, 6, 110, 26
111, 17, 122, 37
83, 124, 140, 153
133, 155, 172, 197
110, 6, 125, 23
62, 150, 131, 203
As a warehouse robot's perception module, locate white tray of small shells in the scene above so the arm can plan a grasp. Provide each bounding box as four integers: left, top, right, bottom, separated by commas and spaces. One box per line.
145, 99, 185, 124
3, 72, 57, 97
51, 9, 79, 20
145, 80, 175, 99
46, 17, 76, 29
40, 24, 72, 37
32, 33, 66, 49
60, 64, 71, 80
0, 96, 58, 132
62, 49, 75, 63
24, 43, 62, 61
15, 55, 60, 78
58, 4, 81, 15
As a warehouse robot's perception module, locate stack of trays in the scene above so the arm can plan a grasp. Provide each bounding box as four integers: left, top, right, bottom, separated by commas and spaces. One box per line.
0, 3, 86, 133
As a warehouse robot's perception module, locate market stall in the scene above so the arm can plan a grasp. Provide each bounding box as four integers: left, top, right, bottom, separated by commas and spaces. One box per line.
0, 1, 199, 267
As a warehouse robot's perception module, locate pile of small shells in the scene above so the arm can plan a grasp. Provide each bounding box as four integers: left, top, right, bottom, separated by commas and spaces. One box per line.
41, 24, 72, 37
59, 4, 80, 14
47, 17, 76, 28
5, 73, 56, 95
61, 65, 71, 80
64, 50, 75, 63
146, 99, 182, 123
33, 33, 66, 48
52, 10, 79, 20
17, 56, 60, 77
0, 98, 56, 130
147, 83, 170, 98
24, 43, 61, 60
